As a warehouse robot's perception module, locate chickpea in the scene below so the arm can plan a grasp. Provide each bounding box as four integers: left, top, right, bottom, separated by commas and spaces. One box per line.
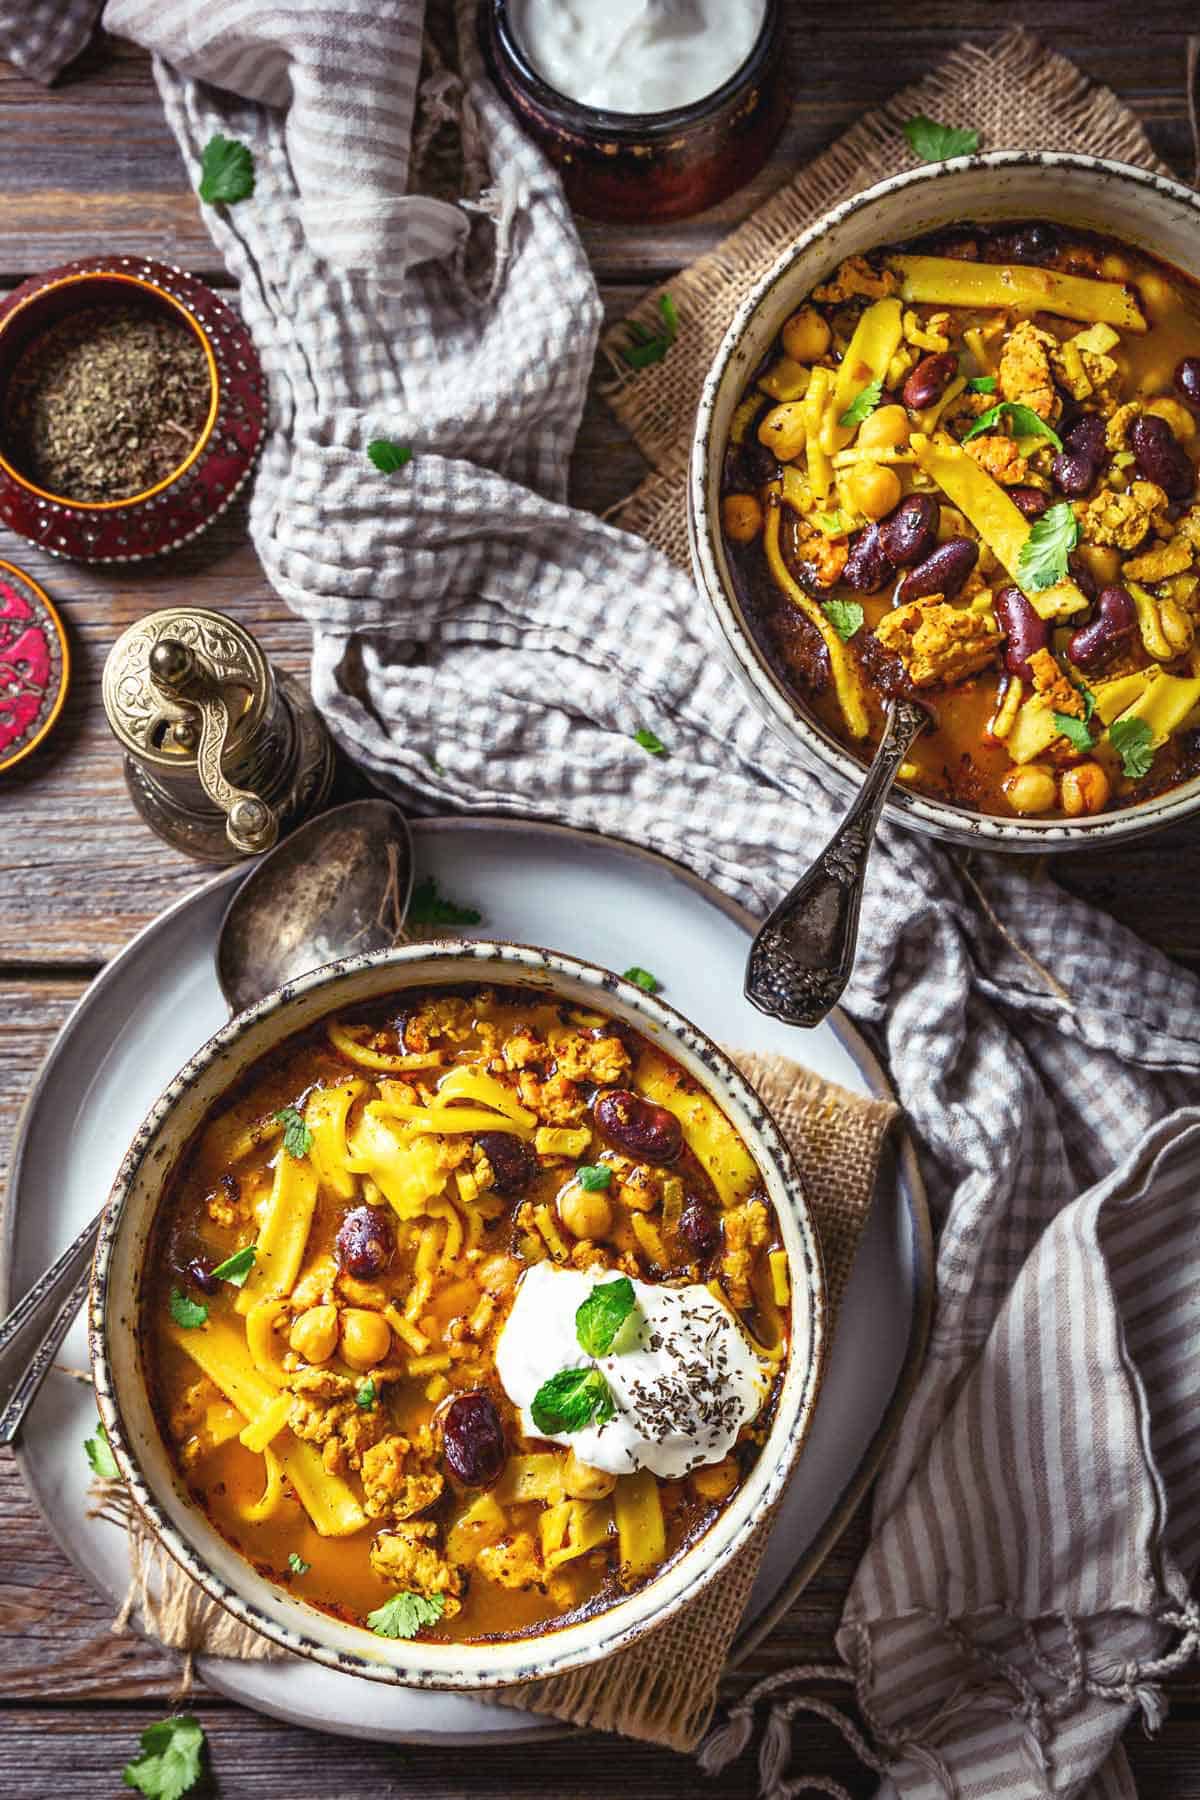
1136, 270, 1179, 322
1073, 541, 1121, 587
721, 492, 764, 544
847, 462, 902, 520
340, 1306, 391, 1370
1002, 762, 1057, 815
1136, 358, 1177, 399
691, 1456, 740, 1502
289, 1303, 339, 1365
1060, 761, 1112, 817
1146, 396, 1197, 441
562, 1450, 616, 1500
558, 1183, 613, 1242
757, 401, 806, 462
857, 403, 910, 452
1100, 251, 1131, 281
1160, 598, 1194, 653
780, 305, 830, 364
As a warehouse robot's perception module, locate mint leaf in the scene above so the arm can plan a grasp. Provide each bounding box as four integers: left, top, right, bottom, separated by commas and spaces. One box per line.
576, 1164, 613, 1192
287, 1552, 310, 1575
122, 1714, 206, 1800
367, 439, 412, 473
838, 377, 883, 430
168, 1286, 208, 1330
1017, 501, 1079, 592
211, 1244, 256, 1287
198, 135, 254, 205
530, 1365, 615, 1434
1109, 716, 1155, 780
274, 1105, 312, 1159
963, 401, 1062, 451
634, 727, 666, 755
84, 1420, 120, 1481
823, 599, 864, 643
368, 1591, 446, 1639
966, 375, 997, 393
623, 966, 660, 994
1054, 712, 1094, 752
903, 116, 980, 163
406, 875, 482, 926
576, 1276, 637, 1357
356, 1377, 377, 1410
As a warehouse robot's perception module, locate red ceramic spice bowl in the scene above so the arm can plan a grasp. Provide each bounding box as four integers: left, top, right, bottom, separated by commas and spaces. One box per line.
0, 257, 266, 564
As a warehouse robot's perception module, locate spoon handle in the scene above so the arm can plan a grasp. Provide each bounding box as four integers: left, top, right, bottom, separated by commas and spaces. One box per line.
745, 698, 927, 1029
0, 1210, 101, 1446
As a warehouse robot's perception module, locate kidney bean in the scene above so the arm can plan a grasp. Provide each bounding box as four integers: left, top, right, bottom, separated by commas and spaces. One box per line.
895, 536, 978, 605
741, 439, 781, 487
442, 1391, 506, 1487
186, 1256, 218, 1296
678, 1198, 721, 1260
1009, 486, 1050, 522
335, 1204, 396, 1279
842, 522, 893, 594
878, 493, 939, 566
594, 1089, 683, 1166
1010, 222, 1059, 262
476, 1130, 539, 1195
1176, 356, 1200, 410
1064, 413, 1107, 463
1067, 554, 1097, 603
1067, 585, 1138, 671
902, 351, 959, 413
994, 585, 1049, 681
1051, 448, 1097, 498
1130, 413, 1195, 500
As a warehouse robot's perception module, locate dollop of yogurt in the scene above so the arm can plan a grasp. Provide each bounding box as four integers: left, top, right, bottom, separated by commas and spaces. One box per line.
496, 1261, 770, 1478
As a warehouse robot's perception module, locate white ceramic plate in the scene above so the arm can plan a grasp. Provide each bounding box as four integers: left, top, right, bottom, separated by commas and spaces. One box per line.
4, 817, 930, 1744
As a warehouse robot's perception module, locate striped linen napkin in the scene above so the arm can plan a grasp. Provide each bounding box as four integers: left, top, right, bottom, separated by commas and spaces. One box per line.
17, 3, 1200, 1794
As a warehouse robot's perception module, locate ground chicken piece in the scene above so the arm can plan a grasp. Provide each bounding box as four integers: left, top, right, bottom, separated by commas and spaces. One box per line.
402, 998, 473, 1053
287, 1368, 384, 1472
902, 308, 953, 352
370, 1522, 464, 1614
1026, 648, 1085, 717
873, 600, 1003, 688
1175, 506, 1200, 550
517, 1069, 586, 1126
812, 256, 896, 305
1124, 537, 1195, 583
965, 434, 1030, 485
550, 1031, 632, 1087
1105, 402, 1141, 452
1075, 482, 1168, 551
205, 1172, 247, 1228
1051, 338, 1120, 408
168, 1377, 220, 1444
291, 1255, 339, 1311
433, 1136, 472, 1172
475, 1532, 544, 1591
790, 516, 849, 589
502, 1029, 546, 1071
361, 1435, 444, 1521
722, 1200, 771, 1309
998, 320, 1060, 422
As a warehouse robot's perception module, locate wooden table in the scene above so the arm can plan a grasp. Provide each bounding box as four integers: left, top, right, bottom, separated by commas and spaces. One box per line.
3, 6, 1199, 1794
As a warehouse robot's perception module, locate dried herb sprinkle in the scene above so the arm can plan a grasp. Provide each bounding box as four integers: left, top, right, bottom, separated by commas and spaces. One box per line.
4, 305, 212, 503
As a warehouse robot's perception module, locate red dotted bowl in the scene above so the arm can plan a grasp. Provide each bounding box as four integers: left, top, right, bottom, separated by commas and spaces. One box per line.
0, 257, 266, 563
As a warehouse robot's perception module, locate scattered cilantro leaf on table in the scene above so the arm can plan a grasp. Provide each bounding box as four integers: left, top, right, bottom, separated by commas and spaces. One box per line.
963, 401, 1062, 451
198, 135, 255, 205
838, 377, 883, 430
84, 1420, 120, 1481
368, 1591, 446, 1639
274, 1105, 313, 1159
903, 116, 980, 163
211, 1244, 256, 1287
576, 1164, 613, 1192
122, 1713, 206, 1800
1017, 501, 1079, 592
1110, 716, 1155, 779
634, 727, 667, 755
1054, 712, 1094, 752
168, 1286, 208, 1330
623, 965, 660, 993
576, 1276, 637, 1357
367, 439, 413, 473
287, 1552, 310, 1575
531, 1365, 615, 1434
620, 293, 679, 369
823, 599, 864, 643
407, 875, 482, 926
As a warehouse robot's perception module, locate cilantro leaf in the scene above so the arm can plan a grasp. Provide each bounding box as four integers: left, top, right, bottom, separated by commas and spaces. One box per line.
274, 1105, 313, 1160
1017, 501, 1079, 592
367, 1591, 446, 1639
122, 1713, 206, 1800
623, 966, 660, 994
657, 293, 679, 343
576, 1163, 613, 1191
1054, 712, 1094, 752
168, 1286, 208, 1330
367, 439, 412, 473
210, 1244, 256, 1287
966, 375, 997, 393
406, 875, 482, 927
84, 1420, 120, 1482
355, 1377, 377, 1410
198, 135, 255, 206
576, 1276, 637, 1357
903, 116, 980, 163
620, 293, 679, 369
287, 1552, 310, 1575
963, 401, 1062, 451
1079, 685, 1096, 723
634, 727, 666, 755
1109, 716, 1156, 780
530, 1365, 615, 1434
823, 599, 864, 643
838, 377, 883, 430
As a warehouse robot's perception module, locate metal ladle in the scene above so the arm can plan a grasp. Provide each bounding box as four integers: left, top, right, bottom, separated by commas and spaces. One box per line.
0, 798, 413, 1446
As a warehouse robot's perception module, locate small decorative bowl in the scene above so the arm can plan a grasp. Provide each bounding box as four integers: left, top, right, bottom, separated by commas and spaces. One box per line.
0, 257, 266, 564
480, 0, 787, 223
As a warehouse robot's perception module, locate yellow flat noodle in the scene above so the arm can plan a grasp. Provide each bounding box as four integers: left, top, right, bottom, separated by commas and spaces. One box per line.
1128, 581, 1177, 661
533, 1203, 571, 1263
404, 1220, 442, 1318
631, 1212, 667, 1268
348, 1106, 451, 1217
328, 1019, 446, 1072
909, 435, 1089, 621
802, 366, 832, 502
1091, 669, 1157, 724
384, 1302, 429, 1353
239, 1390, 293, 1454
757, 354, 811, 403
405, 1351, 452, 1376
769, 1248, 791, 1308
403, 1106, 533, 1141
204, 1401, 244, 1449
1106, 668, 1200, 747
245, 1296, 292, 1385
763, 494, 869, 738
200, 1104, 283, 1171
887, 254, 1147, 332
707, 1279, 785, 1360
425, 1196, 464, 1264
614, 1470, 665, 1579
447, 1492, 508, 1564
831, 296, 903, 449
496, 1452, 565, 1504
306, 1079, 366, 1199
235, 1150, 319, 1315
435, 1066, 536, 1127
541, 1499, 613, 1571
637, 1057, 760, 1210
273, 1430, 368, 1537
239, 1446, 286, 1524
168, 1314, 278, 1419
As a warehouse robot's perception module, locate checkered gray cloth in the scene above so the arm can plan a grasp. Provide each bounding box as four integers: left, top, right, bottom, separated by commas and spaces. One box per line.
28, 0, 1200, 1792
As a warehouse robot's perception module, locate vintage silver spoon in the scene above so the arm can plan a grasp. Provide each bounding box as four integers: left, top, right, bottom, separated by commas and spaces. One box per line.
745, 697, 928, 1028
0, 798, 413, 1446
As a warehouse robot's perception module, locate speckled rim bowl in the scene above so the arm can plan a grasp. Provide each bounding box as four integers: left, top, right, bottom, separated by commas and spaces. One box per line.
90, 940, 826, 1690
690, 151, 1200, 852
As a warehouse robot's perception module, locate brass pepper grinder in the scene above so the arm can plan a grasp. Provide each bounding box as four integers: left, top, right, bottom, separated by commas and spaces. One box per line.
102, 607, 337, 863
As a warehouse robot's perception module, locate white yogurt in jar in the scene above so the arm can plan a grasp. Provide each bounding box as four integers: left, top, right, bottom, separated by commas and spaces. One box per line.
508, 0, 767, 117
